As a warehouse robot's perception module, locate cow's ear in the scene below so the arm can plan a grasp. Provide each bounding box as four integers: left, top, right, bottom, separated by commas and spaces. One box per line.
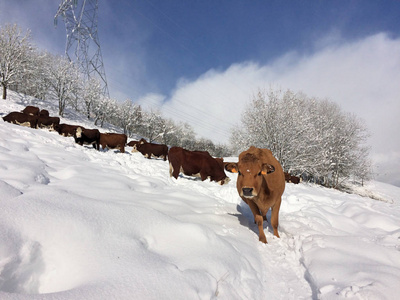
262, 164, 275, 175
225, 162, 238, 173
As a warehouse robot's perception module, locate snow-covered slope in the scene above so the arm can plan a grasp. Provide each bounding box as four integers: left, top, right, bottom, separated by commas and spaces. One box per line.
1, 92, 400, 299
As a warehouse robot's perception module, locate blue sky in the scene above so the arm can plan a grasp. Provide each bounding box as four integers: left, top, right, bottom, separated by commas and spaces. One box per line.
100, 0, 400, 96
1, 0, 400, 186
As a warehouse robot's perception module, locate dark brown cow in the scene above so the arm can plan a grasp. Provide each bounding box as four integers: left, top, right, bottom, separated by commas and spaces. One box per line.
54, 124, 82, 137
168, 147, 230, 185
284, 172, 291, 182
2, 111, 38, 128
74, 127, 100, 150
283, 172, 301, 184
127, 140, 140, 147
290, 175, 300, 184
127, 138, 146, 148
39, 109, 49, 117
99, 133, 127, 153
225, 146, 285, 243
133, 139, 168, 161
22, 106, 40, 116
37, 116, 60, 130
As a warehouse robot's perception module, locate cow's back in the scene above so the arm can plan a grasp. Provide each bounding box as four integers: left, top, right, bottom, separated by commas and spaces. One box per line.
22, 106, 40, 116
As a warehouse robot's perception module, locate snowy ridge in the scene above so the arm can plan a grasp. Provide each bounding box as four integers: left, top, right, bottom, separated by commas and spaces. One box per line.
1, 92, 400, 299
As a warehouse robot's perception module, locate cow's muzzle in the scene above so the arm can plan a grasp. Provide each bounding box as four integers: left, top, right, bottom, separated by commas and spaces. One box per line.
242, 187, 254, 197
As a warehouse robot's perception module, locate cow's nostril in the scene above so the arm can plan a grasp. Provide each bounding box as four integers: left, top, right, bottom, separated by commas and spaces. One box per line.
242, 187, 253, 196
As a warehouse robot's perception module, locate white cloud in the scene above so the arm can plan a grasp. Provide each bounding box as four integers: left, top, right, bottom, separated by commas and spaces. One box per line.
136, 93, 166, 110
372, 151, 400, 187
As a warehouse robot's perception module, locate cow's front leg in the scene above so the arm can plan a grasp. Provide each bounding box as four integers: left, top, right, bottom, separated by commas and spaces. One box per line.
246, 200, 267, 243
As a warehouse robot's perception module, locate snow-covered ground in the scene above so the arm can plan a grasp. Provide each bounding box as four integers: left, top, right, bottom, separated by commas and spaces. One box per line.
1, 91, 399, 299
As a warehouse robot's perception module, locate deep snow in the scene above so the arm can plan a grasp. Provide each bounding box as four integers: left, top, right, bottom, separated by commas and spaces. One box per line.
0, 91, 399, 299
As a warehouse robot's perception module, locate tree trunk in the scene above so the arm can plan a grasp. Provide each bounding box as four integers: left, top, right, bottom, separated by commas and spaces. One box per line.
2, 83, 6, 99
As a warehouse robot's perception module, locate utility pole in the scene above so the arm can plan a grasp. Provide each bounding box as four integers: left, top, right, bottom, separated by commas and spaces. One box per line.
55, 0, 109, 97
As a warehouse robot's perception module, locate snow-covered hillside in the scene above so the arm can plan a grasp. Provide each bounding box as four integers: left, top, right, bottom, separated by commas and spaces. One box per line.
1, 91, 400, 299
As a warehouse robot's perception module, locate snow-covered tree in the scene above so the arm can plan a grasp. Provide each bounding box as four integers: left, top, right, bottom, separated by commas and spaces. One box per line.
194, 138, 215, 154
328, 113, 371, 188
46, 54, 81, 116
0, 24, 32, 99
158, 118, 178, 146
80, 77, 102, 119
230, 88, 371, 188
115, 99, 143, 137
140, 108, 165, 142
176, 122, 196, 149
127, 104, 143, 138
93, 97, 118, 127
18, 50, 52, 100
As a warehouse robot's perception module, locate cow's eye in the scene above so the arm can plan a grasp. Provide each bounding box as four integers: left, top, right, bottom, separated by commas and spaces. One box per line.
257, 171, 262, 176
238, 171, 242, 176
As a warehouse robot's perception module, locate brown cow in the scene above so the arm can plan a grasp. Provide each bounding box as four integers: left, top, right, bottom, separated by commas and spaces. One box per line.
168, 147, 230, 185
37, 116, 60, 130
133, 139, 168, 161
22, 106, 40, 116
2, 111, 38, 128
225, 146, 285, 243
74, 127, 100, 150
99, 133, 127, 153
54, 124, 82, 137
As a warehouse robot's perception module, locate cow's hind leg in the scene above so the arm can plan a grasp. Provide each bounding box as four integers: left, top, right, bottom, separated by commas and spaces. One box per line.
170, 162, 180, 179
200, 171, 208, 181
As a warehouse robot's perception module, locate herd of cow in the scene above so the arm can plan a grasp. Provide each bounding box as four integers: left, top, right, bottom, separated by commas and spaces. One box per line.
2, 105, 302, 243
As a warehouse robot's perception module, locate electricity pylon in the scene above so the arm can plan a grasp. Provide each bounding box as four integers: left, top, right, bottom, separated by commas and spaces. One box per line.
55, 0, 109, 97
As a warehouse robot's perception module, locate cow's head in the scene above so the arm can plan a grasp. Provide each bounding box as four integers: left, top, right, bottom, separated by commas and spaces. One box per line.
225, 154, 275, 199
75, 127, 83, 138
